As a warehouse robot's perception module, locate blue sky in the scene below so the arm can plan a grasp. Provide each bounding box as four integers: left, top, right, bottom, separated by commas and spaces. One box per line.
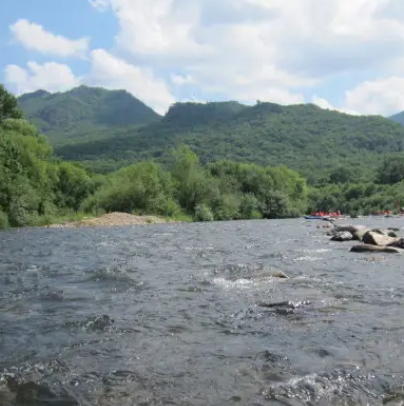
1, 0, 404, 115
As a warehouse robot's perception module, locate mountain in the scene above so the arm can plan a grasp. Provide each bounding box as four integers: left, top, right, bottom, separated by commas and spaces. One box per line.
51, 100, 404, 180
18, 85, 161, 146
390, 111, 404, 126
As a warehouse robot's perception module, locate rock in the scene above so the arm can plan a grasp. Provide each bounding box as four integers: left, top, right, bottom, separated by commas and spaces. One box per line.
350, 244, 403, 254
362, 231, 398, 246
334, 224, 367, 234
371, 228, 398, 238
258, 300, 311, 309
388, 227, 400, 232
256, 270, 289, 279
14, 381, 79, 406
330, 231, 353, 242
387, 238, 404, 249
317, 222, 334, 230
352, 228, 370, 241
269, 270, 289, 279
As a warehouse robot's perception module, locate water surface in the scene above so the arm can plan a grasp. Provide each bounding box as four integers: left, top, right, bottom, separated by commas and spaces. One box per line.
1, 218, 404, 405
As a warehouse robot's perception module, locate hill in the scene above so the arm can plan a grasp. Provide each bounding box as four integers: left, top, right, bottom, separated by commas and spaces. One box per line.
18, 85, 161, 146
51, 100, 404, 180
390, 111, 404, 126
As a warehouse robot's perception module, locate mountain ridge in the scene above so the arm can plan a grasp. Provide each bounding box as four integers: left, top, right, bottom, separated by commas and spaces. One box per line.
390, 111, 404, 126
17, 86, 404, 180
18, 85, 161, 147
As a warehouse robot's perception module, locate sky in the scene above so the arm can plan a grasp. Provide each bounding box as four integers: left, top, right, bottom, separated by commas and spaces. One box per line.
1, 0, 404, 116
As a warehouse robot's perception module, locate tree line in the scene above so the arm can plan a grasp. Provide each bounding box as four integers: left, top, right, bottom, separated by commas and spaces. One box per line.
0, 85, 308, 228
2, 83, 404, 229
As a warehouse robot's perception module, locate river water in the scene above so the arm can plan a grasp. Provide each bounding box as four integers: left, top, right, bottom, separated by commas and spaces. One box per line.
1, 218, 404, 405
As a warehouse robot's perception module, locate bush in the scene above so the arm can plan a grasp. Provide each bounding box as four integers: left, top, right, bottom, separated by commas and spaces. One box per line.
194, 204, 214, 222
213, 194, 240, 220
0, 210, 9, 229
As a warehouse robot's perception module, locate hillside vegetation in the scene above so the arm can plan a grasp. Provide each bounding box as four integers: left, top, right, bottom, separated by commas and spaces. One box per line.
51, 101, 404, 180
8, 83, 404, 223
18, 86, 161, 147
19, 86, 404, 181
390, 111, 404, 126
1, 84, 314, 228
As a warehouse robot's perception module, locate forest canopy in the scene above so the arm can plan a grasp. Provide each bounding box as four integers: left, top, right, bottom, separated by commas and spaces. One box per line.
2, 84, 404, 229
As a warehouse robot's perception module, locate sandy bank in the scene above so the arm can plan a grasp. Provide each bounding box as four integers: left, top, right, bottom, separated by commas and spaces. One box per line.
45, 212, 177, 228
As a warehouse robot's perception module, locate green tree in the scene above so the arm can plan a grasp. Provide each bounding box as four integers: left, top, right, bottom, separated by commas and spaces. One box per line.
377, 155, 404, 184
0, 84, 23, 124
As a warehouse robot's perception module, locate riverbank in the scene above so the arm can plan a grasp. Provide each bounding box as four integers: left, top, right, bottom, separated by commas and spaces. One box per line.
43, 212, 184, 228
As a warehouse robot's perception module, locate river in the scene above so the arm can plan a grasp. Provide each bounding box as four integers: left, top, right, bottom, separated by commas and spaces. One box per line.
1, 218, 404, 405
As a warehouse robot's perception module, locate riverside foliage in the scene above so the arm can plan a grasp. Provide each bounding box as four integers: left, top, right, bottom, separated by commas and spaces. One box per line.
3, 84, 404, 229
1, 85, 309, 228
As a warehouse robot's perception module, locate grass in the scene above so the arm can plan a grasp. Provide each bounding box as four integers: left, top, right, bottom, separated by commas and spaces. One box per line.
164, 212, 194, 222
30, 211, 96, 227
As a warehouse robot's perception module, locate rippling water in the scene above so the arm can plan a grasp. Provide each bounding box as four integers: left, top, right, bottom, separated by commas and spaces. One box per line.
1, 218, 404, 405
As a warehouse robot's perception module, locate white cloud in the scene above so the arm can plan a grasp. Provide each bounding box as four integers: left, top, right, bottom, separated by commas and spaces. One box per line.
88, 49, 175, 114
87, 0, 404, 112
344, 77, 404, 116
311, 76, 404, 117
311, 95, 359, 116
4, 62, 80, 94
171, 73, 195, 86
10, 19, 89, 58
311, 96, 334, 111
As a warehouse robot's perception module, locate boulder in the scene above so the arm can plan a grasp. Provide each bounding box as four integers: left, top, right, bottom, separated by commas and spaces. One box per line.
371, 228, 398, 238
330, 231, 353, 242
387, 238, 404, 249
350, 244, 403, 254
352, 228, 370, 241
334, 224, 367, 234
317, 222, 334, 230
362, 231, 398, 246
269, 270, 289, 279
388, 227, 400, 232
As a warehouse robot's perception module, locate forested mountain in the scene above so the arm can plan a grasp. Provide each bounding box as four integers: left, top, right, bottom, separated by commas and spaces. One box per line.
5, 82, 404, 226
17, 86, 404, 182
53, 100, 404, 181
390, 111, 404, 126
18, 86, 161, 146
0, 84, 311, 227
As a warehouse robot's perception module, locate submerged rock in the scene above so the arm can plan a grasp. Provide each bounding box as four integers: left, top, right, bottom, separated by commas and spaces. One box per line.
254, 270, 289, 279
269, 270, 289, 279
258, 300, 311, 309
0, 377, 79, 406
331, 231, 353, 242
334, 224, 367, 234
350, 244, 403, 254
362, 231, 398, 246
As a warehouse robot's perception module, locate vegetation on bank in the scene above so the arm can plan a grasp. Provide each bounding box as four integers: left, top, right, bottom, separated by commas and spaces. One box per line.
3, 83, 404, 230
308, 156, 404, 215
0, 85, 309, 229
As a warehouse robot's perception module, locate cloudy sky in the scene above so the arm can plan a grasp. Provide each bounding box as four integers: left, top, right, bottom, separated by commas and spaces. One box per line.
1, 0, 404, 116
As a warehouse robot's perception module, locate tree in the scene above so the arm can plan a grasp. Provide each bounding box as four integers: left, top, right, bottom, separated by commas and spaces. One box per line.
377, 155, 404, 184
0, 85, 23, 124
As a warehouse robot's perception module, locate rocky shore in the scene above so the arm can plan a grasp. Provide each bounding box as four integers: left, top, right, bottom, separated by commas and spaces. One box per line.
44, 212, 177, 228
318, 220, 404, 254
